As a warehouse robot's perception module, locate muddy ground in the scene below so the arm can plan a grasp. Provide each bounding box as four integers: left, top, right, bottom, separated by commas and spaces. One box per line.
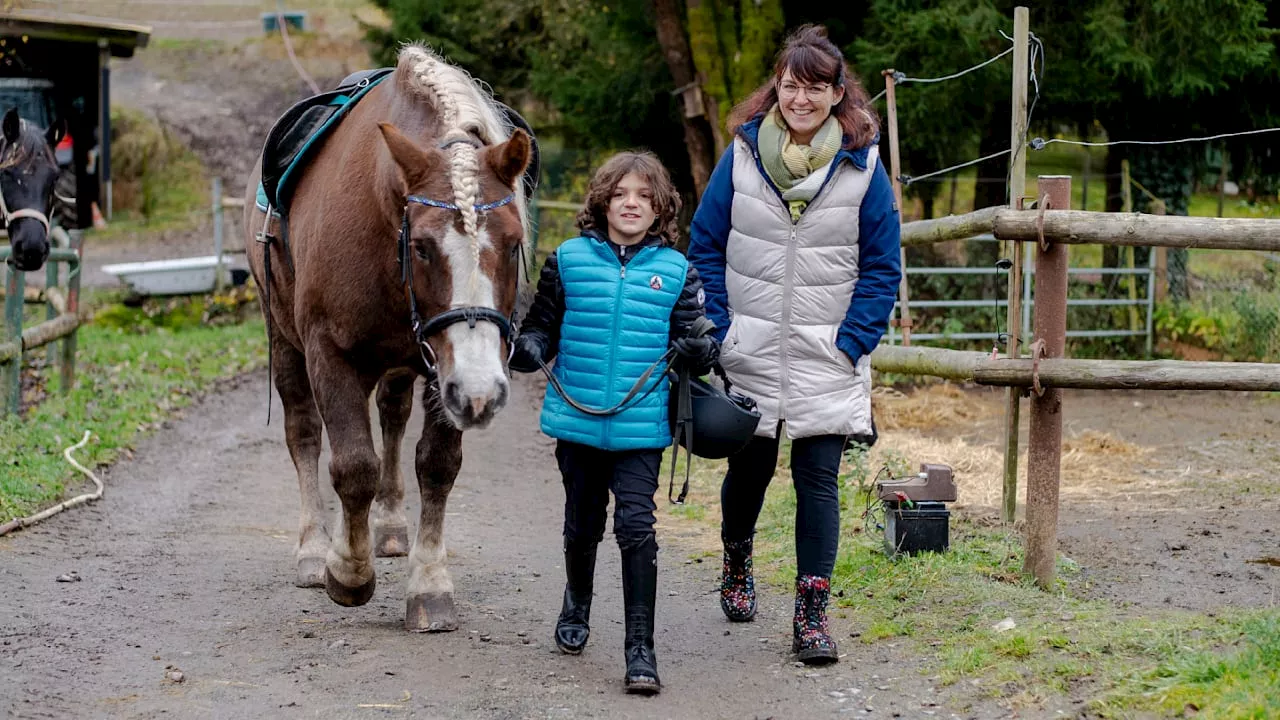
2, 373, 1025, 720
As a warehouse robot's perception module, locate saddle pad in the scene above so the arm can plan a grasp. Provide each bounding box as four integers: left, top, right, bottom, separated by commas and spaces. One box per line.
257, 69, 542, 215
258, 67, 395, 214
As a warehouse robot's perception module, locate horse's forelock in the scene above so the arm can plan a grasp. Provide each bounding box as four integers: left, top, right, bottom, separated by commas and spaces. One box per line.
0, 119, 53, 170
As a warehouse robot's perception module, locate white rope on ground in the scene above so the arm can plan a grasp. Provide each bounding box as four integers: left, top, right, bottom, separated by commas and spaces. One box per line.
1034, 126, 1280, 149
0, 431, 102, 537
276, 3, 320, 95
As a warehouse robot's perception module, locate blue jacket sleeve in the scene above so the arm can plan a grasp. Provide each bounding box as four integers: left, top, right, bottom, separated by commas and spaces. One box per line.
836, 161, 902, 363
686, 146, 735, 343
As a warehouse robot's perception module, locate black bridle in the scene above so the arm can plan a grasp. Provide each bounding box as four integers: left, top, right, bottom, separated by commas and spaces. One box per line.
397, 191, 520, 375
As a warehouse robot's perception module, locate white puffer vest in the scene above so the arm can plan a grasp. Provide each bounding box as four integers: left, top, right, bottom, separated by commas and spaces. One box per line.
718, 138, 879, 439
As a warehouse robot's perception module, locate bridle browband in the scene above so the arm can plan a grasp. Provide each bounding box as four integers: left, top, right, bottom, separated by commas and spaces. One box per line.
398, 190, 519, 376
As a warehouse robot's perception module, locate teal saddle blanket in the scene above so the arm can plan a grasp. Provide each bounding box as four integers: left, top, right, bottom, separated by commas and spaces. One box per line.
256, 69, 540, 215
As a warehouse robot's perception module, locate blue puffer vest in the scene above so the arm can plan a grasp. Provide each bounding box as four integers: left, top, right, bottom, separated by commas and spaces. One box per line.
540, 236, 688, 451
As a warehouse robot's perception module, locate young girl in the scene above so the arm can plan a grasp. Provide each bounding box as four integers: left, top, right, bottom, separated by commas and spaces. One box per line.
510, 152, 718, 694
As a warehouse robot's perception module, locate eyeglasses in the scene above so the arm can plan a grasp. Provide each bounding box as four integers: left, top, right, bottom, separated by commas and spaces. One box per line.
777, 81, 833, 100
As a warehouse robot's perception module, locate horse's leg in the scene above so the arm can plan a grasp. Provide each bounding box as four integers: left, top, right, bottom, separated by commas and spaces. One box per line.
372, 369, 414, 557
273, 330, 330, 588
405, 387, 464, 632
307, 343, 381, 607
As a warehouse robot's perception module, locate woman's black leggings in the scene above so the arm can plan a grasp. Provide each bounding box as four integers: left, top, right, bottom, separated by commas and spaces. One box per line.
720, 429, 845, 578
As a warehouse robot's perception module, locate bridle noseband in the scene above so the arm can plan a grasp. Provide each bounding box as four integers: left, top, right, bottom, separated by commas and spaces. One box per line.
398, 191, 518, 376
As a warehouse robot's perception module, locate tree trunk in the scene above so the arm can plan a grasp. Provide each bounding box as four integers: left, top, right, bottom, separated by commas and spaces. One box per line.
652, 0, 719, 197
734, 0, 783, 99
686, 0, 784, 149
686, 0, 733, 142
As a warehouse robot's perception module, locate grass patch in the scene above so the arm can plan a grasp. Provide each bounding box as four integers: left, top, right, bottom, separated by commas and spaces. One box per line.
0, 293, 265, 524
661, 435, 1280, 715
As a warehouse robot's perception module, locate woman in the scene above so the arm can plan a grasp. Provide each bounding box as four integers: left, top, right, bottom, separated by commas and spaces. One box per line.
687, 24, 901, 665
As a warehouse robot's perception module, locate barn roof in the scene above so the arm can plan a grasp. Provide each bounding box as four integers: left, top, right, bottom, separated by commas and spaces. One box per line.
0, 10, 151, 58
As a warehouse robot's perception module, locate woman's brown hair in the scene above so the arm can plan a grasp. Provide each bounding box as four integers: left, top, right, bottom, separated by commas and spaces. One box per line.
575, 151, 683, 246
728, 24, 879, 150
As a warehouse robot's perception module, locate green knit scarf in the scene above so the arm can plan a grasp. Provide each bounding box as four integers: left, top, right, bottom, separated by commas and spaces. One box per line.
758, 105, 841, 220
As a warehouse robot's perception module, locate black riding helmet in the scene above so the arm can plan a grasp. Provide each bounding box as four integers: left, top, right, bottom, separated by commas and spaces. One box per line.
668, 372, 760, 459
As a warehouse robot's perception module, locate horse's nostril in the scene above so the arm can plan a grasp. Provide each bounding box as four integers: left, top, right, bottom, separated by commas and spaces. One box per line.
494, 380, 509, 409
443, 381, 464, 413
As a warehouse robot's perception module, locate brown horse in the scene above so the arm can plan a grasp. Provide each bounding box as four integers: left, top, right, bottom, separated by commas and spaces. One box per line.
243, 45, 532, 632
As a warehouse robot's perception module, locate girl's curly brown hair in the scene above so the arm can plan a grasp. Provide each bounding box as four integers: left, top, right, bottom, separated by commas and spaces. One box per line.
576, 151, 682, 246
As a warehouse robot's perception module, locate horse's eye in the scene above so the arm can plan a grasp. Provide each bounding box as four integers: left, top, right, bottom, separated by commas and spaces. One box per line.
413, 241, 430, 262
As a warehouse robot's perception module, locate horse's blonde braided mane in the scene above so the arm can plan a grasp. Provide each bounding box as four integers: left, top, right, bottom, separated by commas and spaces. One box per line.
397, 44, 532, 304
404, 47, 484, 275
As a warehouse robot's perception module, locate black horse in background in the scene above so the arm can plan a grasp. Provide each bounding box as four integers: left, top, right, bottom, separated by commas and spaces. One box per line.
1, 107, 63, 272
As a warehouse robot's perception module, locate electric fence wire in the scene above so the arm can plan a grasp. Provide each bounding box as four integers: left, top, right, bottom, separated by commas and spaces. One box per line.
891, 32, 1044, 188
1032, 126, 1280, 149
897, 45, 1015, 85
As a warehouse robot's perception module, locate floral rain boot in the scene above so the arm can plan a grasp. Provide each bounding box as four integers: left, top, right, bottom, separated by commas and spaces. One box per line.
719, 535, 757, 622
792, 574, 839, 665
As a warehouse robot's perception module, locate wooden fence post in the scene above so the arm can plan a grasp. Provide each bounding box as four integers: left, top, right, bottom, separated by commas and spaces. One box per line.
62, 232, 82, 393
1001, 5, 1030, 524
213, 177, 225, 293
4, 265, 23, 415
881, 68, 913, 346
1024, 174, 1071, 589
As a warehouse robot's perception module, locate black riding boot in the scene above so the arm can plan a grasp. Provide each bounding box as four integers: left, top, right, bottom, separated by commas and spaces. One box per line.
554, 539, 597, 655
620, 535, 661, 694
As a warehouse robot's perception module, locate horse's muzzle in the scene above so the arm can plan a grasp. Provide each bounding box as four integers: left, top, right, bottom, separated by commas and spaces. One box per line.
442, 376, 509, 428
8, 235, 50, 272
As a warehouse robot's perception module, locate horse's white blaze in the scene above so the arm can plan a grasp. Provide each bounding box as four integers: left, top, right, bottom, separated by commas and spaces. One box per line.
441, 225, 507, 417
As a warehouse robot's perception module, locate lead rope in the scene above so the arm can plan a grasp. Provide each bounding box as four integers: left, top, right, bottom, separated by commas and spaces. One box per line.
666, 316, 716, 504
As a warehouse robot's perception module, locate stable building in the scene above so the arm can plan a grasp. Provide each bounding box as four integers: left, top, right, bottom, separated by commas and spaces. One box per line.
0, 10, 151, 228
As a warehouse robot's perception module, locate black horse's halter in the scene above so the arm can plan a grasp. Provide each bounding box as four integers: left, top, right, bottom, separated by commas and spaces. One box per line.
397, 191, 519, 375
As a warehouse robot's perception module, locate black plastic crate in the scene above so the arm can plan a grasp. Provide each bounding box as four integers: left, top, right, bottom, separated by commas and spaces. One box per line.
884, 501, 949, 556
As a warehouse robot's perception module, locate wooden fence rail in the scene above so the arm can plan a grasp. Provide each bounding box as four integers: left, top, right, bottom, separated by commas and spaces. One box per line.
900, 205, 1280, 252
870, 345, 1280, 392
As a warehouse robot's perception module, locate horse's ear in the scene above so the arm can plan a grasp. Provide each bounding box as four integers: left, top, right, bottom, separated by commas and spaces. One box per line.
3, 109, 19, 145
487, 128, 531, 191
46, 118, 64, 149
377, 122, 437, 188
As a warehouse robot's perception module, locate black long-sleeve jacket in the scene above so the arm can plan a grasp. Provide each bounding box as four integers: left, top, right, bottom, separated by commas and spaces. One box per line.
511, 230, 716, 372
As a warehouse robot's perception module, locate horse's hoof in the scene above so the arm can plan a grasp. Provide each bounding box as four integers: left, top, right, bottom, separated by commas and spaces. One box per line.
325, 567, 376, 607
405, 592, 458, 633
374, 525, 410, 558
295, 557, 327, 588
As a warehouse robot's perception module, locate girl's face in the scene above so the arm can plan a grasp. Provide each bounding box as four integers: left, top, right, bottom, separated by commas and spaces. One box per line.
606, 172, 656, 246
777, 68, 844, 144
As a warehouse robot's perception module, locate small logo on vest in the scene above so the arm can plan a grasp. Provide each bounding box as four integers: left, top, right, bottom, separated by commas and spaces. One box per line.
649, 275, 663, 291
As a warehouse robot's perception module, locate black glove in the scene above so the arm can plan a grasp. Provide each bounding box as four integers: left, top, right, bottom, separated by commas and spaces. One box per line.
671, 335, 719, 374
508, 334, 546, 374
